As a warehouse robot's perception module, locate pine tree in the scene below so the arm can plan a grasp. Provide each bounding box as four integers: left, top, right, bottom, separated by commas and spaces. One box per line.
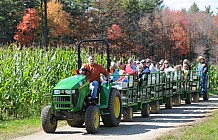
189, 2, 200, 13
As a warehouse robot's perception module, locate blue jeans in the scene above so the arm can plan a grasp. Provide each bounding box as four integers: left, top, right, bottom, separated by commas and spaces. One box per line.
91, 80, 99, 99
201, 74, 207, 94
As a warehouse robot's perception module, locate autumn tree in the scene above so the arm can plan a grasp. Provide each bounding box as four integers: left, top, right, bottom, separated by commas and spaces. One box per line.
161, 8, 191, 62
47, 0, 71, 44
14, 8, 40, 46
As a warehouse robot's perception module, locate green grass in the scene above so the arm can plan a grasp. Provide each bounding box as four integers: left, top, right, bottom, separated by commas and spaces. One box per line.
0, 116, 66, 140
208, 88, 218, 96
159, 110, 218, 140
0, 117, 41, 140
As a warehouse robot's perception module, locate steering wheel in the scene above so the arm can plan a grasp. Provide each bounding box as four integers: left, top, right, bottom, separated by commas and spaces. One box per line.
80, 68, 92, 77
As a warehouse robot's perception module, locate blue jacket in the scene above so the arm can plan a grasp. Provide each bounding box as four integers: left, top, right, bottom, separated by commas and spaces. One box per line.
197, 63, 208, 75
111, 69, 120, 81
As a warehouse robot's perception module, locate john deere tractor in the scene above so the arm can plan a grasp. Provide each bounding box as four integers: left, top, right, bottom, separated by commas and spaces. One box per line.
41, 39, 122, 134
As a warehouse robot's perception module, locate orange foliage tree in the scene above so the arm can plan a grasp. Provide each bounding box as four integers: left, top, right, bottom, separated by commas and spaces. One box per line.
47, 0, 70, 39
14, 8, 40, 46
162, 9, 190, 58
107, 24, 122, 40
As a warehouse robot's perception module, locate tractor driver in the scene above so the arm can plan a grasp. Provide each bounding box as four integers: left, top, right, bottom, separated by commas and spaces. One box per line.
80, 55, 110, 104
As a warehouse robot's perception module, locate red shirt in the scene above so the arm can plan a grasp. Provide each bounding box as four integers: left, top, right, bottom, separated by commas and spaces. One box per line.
82, 63, 110, 83
125, 64, 136, 76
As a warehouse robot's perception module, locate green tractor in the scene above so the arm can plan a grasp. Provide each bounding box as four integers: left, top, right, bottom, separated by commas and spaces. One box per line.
41, 39, 122, 134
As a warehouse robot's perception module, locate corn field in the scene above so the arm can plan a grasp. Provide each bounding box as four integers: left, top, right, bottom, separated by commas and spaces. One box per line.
208, 65, 218, 89
1, 47, 77, 119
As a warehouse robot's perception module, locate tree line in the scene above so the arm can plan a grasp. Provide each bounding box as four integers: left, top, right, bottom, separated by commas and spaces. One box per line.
0, 0, 217, 64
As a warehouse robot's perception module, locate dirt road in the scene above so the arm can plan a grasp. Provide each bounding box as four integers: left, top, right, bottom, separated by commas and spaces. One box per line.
14, 96, 218, 140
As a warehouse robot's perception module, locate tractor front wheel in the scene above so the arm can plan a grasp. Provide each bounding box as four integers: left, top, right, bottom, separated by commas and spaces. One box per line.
41, 105, 57, 133
85, 106, 100, 134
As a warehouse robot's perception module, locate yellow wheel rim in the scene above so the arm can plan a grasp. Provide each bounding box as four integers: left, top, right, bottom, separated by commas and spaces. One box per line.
114, 97, 120, 118
94, 111, 100, 129
147, 105, 150, 113
130, 109, 133, 119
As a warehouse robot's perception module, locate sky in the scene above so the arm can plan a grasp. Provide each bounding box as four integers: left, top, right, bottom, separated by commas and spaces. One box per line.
163, 0, 218, 13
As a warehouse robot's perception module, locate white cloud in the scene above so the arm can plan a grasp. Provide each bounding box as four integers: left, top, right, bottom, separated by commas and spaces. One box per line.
163, 0, 218, 12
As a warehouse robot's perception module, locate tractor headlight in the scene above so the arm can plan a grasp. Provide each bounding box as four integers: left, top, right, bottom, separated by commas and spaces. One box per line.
71, 90, 76, 94
65, 90, 75, 94
54, 90, 60, 94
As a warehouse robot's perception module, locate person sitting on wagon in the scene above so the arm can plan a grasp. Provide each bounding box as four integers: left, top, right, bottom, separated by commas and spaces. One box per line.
183, 59, 191, 70
117, 60, 136, 76
182, 63, 190, 80
125, 59, 137, 76
109, 61, 119, 82
115, 69, 128, 83
80, 55, 110, 104
163, 60, 174, 73
197, 56, 208, 95
137, 59, 151, 86
147, 59, 158, 72
140, 59, 151, 74
116, 61, 129, 82
158, 59, 165, 71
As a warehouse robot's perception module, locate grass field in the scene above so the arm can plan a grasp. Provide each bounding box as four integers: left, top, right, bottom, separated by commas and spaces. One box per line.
0, 117, 66, 140
159, 110, 218, 140
0, 117, 41, 140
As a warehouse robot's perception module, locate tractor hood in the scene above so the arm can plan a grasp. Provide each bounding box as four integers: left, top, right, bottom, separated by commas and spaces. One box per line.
53, 74, 87, 90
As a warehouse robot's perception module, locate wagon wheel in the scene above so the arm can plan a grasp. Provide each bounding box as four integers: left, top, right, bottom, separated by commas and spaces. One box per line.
192, 92, 199, 103
185, 93, 192, 104
141, 103, 150, 117
123, 107, 133, 122
150, 101, 160, 114
173, 95, 181, 106
203, 91, 209, 100
165, 97, 173, 109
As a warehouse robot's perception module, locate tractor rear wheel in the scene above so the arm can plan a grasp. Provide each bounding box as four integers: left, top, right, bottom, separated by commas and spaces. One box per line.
67, 118, 84, 127
123, 107, 133, 122
102, 88, 122, 127
85, 106, 100, 134
41, 105, 57, 133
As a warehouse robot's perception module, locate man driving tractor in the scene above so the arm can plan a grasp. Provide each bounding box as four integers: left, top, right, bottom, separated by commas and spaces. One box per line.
80, 55, 110, 104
